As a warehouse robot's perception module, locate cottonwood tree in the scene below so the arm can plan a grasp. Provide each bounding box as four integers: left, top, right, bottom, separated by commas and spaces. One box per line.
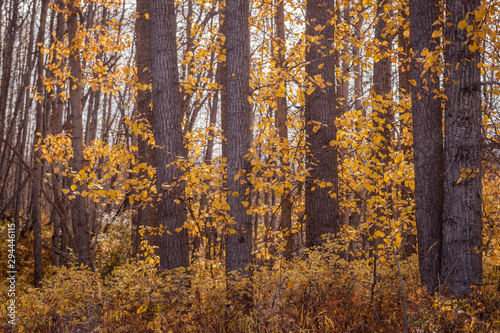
274, 0, 293, 259
32, 0, 49, 286
68, 0, 92, 267
442, 0, 483, 295
409, 0, 443, 294
225, 0, 253, 305
132, 0, 158, 258
150, 0, 189, 270
305, 0, 340, 248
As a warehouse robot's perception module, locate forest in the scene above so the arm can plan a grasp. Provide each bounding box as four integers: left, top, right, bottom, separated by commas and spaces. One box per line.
1, 0, 500, 331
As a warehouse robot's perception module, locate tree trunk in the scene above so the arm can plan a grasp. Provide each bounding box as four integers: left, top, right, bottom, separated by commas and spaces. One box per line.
150, 0, 189, 270
133, 0, 158, 258
225, 0, 253, 307
305, 0, 340, 248
68, 0, 92, 267
409, 0, 443, 294
442, 0, 482, 295
32, 0, 49, 287
274, 0, 293, 259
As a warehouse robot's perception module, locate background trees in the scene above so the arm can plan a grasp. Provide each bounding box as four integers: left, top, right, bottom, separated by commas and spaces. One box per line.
1, 0, 500, 330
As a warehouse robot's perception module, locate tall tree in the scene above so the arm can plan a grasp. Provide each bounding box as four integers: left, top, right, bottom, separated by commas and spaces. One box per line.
409, 0, 443, 294
442, 0, 482, 295
32, 0, 49, 287
68, 0, 92, 267
225, 0, 253, 304
373, 0, 393, 171
274, 0, 293, 259
305, 0, 340, 248
0, 0, 19, 205
150, 0, 189, 270
132, 0, 158, 258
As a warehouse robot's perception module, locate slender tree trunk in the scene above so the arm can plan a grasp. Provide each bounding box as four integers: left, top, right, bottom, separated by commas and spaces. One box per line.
373, 0, 392, 156
274, 0, 293, 259
442, 0, 482, 295
353, 11, 363, 113
133, 0, 158, 258
409, 0, 443, 294
225, 0, 253, 307
305, 0, 340, 248
68, 0, 92, 267
31, 0, 49, 288
0, 0, 18, 205
150, 0, 189, 270
219, 7, 228, 162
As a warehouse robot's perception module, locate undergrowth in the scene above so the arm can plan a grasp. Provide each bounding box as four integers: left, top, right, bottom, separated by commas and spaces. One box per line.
2, 239, 500, 333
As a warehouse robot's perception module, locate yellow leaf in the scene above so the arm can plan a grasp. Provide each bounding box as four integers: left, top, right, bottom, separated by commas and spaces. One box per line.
374, 230, 384, 238
71, 184, 77, 191
456, 177, 463, 184
232, 191, 239, 197
62, 189, 69, 194
54, 166, 60, 174
144, 13, 149, 19
137, 304, 147, 314
431, 30, 440, 38
468, 43, 479, 52
457, 20, 467, 29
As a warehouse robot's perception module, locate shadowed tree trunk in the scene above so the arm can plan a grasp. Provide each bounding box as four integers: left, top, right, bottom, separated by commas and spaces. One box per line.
32, 0, 49, 287
150, 0, 189, 270
409, 0, 443, 294
132, 0, 158, 258
305, 0, 340, 248
225, 0, 253, 307
274, 0, 293, 259
68, 0, 92, 267
0, 0, 19, 205
442, 0, 482, 295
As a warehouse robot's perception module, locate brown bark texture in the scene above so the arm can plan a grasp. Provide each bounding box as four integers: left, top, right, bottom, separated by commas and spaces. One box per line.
304, 0, 340, 248
225, 0, 253, 303
409, 0, 444, 294
442, 0, 483, 295
150, 0, 189, 270
68, 0, 92, 267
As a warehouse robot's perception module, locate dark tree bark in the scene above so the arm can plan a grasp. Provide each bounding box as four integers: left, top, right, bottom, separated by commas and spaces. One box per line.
51, 1, 67, 266
32, 0, 49, 288
409, 0, 443, 294
219, 8, 228, 162
398, 4, 411, 95
225, 0, 253, 305
0, 0, 18, 205
132, 0, 158, 258
68, 0, 92, 267
373, 0, 392, 156
442, 0, 482, 295
305, 0, 340, 248
150, 0, 189, 270
274, 0, 293, 259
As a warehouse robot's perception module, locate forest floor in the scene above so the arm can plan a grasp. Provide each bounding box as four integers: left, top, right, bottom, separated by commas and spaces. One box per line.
2, 237, 500, 332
